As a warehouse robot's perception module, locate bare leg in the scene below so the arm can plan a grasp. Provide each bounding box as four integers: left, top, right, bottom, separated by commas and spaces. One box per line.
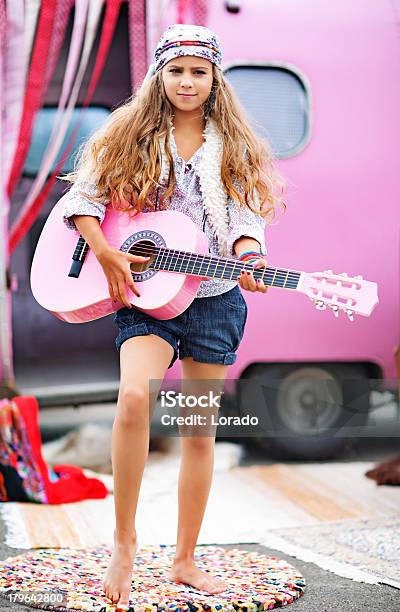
169, 357, 230, 594
103, 334, 174, 608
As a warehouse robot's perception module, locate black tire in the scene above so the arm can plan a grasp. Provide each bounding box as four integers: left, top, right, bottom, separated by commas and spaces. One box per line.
238, 363, 371, 460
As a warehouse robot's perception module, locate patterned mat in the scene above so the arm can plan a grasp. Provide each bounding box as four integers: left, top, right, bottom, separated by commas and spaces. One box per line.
0, 545, 305, 611
261, 515, 400, 590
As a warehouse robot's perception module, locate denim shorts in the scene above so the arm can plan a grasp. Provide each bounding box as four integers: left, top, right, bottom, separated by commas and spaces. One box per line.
113, 285, 248, 369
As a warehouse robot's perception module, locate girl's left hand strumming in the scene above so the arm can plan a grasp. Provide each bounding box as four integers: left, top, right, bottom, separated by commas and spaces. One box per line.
238, 258, 269, 293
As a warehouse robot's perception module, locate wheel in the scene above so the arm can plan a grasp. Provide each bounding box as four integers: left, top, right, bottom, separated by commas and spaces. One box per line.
238, 363, 371, 460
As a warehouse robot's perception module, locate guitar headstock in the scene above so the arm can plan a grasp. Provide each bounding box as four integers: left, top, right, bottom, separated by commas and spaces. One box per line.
298, 270, 379, 320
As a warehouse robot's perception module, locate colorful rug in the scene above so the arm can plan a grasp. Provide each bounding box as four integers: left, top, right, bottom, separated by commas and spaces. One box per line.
0, 545, 306, 611
261, 515, 400, 590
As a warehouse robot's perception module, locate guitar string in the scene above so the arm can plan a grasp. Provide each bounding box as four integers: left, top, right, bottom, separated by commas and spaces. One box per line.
121, 245, 357, 294
120, 244, 355, 299
127, 247, 297, 286
95, 242, 301, 285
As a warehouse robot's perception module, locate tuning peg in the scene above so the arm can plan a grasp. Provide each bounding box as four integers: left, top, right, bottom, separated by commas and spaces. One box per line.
339, 272, 348, 277
313, 299, 327, 310
354, 275, 363, 280
346, 309, 354, 321
329, 304, 339, 318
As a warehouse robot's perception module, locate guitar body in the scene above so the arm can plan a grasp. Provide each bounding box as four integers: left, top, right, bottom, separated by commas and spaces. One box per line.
30, 200, 210, 323
31, 196, 379, 324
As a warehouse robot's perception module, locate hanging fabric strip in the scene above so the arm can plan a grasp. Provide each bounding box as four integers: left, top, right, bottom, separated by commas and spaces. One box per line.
9, 0, 96, 242
0, 0, 15, 388
192, 0, 208, 26
24, 0, 40, 69
128, 0, 147, 91
43, 0, 75, 90
4, 0, 72, 189
6, 0, 58, 199
3, 0, 26, 188
9, 0, 122, 254
50, 0, 90, 128
177, 0, 190, 23
145, 0, 167, 66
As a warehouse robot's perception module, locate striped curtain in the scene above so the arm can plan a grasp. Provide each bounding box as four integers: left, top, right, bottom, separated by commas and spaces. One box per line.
0, 0, 125, 390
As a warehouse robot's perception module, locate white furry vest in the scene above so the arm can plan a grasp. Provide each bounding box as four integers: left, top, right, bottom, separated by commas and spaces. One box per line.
158, 117, 230, 257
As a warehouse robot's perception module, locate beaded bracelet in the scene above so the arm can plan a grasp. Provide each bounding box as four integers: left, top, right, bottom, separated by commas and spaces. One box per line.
238, 250, 263, 265
238, 250, 262, 261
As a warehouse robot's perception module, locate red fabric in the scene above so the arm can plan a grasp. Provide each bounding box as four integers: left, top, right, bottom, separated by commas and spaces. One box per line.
2, 396, 108, 504
48, 463, 109, 503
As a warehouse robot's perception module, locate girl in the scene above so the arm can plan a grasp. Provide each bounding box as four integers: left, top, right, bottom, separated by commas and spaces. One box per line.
58, 23, 285, 611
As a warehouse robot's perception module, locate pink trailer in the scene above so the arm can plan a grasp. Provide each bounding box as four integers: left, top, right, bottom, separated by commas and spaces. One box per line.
158, 0, 398, 458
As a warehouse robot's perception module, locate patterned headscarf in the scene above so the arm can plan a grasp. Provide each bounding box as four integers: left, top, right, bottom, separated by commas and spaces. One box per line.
144, 23, 222, 82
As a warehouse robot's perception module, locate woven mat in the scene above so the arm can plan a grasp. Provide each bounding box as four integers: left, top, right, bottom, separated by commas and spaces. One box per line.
261, 515, 400, 590
0, 545, 306, 611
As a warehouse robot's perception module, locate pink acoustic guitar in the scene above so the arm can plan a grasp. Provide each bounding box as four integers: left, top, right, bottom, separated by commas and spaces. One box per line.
30, 200, 379, 324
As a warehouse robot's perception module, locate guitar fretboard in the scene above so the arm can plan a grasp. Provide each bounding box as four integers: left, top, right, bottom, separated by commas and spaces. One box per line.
140, 248, 301, 289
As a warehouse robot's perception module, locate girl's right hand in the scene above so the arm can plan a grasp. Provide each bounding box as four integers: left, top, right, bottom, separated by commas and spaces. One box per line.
96, 246, 150, 308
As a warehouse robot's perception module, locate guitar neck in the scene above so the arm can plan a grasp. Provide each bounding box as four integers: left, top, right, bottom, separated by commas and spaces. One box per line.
148, 248, 302, 290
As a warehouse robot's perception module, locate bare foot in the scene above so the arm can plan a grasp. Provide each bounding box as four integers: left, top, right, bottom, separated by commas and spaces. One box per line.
169, 559, 229, 594
103, 529, 138, 609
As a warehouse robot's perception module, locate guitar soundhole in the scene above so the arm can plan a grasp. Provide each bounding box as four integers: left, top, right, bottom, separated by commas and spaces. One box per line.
129, 240, 157, 273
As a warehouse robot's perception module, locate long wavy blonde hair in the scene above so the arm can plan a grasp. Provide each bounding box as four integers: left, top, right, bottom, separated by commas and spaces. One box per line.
59, 64, 286, 223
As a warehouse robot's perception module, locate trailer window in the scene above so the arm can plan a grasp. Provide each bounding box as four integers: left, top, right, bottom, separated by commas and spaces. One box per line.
24, 107, 110, 176
223, 64, 310, 158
